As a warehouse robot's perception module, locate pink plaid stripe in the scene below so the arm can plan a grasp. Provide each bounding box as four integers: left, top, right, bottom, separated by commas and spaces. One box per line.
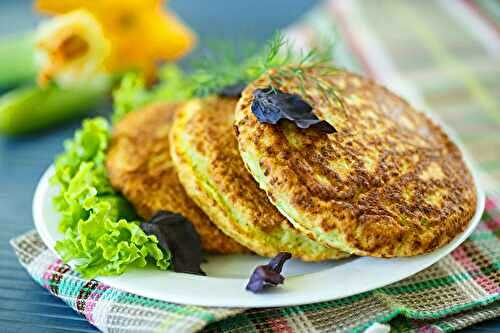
451, 247, 498, 295
83, 284, 110, 324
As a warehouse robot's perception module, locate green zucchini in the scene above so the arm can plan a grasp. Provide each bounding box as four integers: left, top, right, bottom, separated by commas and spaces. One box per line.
0, 34, 37, 88
0, 84, 108, 135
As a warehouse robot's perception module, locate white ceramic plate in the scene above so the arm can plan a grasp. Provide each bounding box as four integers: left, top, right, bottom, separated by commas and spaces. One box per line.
34, 165, 484, 308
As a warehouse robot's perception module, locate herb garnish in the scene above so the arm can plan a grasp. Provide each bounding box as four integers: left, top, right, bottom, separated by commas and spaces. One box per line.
246, 252, 292, 293
252, 87, 336, 133
141, 211, 205, 276
190, 32, 340, 99
113, 32, 342, 118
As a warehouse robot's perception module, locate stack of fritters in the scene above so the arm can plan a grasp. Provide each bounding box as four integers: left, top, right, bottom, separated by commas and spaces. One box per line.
106, 66, 477, 260
106, 103, 247, 254
170, 97, 347, 260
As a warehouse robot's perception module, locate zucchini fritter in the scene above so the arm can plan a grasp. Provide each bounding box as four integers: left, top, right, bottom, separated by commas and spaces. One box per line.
235, 66, 477, 257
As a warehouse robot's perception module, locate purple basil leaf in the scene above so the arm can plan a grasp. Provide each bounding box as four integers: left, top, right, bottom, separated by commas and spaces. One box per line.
251, 88, 336, 134
251, 88, 284, 124
246, 252, 292, 293
268, 252, 292, 272
141, 211, 205, 276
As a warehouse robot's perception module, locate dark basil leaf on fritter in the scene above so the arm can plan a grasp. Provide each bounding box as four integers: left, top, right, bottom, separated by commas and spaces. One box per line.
251, 88, 336, 133
246, 252, 292, 293
217, 82, 247, 98
140, 211, 205, 275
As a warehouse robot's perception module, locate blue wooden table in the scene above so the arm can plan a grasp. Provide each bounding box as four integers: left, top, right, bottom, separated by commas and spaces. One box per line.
0, 1, 498, 332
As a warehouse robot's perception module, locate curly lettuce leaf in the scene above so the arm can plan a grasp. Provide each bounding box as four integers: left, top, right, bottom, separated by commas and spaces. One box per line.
51, 118, 170, 277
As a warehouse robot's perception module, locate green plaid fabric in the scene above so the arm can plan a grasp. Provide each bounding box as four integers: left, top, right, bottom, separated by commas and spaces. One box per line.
10, 197, 500, 332
11, 0, 500, 332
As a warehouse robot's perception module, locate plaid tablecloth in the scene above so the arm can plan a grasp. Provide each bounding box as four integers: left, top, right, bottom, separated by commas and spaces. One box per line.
11, 0, 500, 332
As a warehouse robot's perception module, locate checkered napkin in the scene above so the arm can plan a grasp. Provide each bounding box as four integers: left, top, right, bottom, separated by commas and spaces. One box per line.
10, 197, 500, 332
11, 0, 500, 332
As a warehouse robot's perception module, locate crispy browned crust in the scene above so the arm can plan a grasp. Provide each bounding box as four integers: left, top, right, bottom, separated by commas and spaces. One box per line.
105, 102, 248, 254
170, 97, 348, 260
235, 66, 477, 257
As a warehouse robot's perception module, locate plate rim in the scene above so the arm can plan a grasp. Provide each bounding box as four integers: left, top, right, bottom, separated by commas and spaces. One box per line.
33, 160, 485, 308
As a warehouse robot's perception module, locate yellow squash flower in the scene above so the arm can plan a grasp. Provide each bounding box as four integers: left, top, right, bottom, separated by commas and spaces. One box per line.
35, 0, 196, 79
35, 9, 110, 87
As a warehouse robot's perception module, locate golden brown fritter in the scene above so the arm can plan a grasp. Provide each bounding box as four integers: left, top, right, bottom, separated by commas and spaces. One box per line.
106, 102, 248, 254
235, 65, 477, 257
170, 97, 349, 261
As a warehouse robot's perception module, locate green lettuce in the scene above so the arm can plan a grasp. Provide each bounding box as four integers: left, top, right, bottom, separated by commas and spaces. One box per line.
51, 64, 193, 277
112, 65, 194, 123
51, 117, 170, 278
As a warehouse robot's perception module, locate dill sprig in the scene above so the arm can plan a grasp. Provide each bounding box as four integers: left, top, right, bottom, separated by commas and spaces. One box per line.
191, 32, 337, 98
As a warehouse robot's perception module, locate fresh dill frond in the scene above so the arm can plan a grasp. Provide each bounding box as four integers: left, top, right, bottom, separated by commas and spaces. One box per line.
190, 31, 336, 98
189, 39, 251, 98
